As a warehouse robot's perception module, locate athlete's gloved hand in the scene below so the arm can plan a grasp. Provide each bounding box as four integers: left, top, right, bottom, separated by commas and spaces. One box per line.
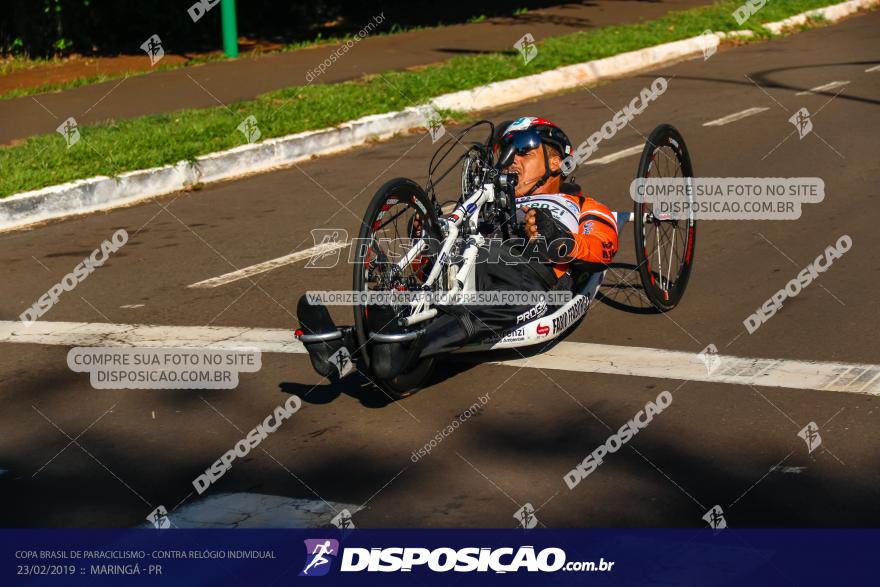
521, 206, 540, 241
520, 206, 574, 262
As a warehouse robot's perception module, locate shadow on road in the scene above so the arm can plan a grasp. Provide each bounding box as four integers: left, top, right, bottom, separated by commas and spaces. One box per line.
5, 359, 880, 527
280, 368, 398, 409
595, 262, 659, 314
638, 61, 880, 107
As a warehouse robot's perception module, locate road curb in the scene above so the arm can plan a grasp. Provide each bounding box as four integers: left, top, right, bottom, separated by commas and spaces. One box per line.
764, 0, 874, 33
1, 0, 875, 231
0, 108, 428, 230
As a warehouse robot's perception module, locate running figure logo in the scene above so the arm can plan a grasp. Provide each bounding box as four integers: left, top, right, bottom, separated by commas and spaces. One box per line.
798, 421, 822, 453
789, 108, 813, 139
329, 347, 354, 378
702, 505, 727, 530
140, 34, 165, 66
237, 115, 262, 144
698, 29, 717, 60
331, 508, 356, 529
419, 105, 446, 143
514, 503, 539, 529
56, 117, 80, 148
146, 505, 171, 529
305, 229, 348, 269
513, 33, 538, 64
299, 539, 339, 577
698, 343, 722, 376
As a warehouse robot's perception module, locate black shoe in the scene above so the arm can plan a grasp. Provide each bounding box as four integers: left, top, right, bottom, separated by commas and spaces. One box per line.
365, 305, 424, 380
296, 296, 351, 378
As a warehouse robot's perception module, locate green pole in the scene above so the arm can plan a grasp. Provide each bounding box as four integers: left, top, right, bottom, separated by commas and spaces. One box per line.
221, 0, 239, 58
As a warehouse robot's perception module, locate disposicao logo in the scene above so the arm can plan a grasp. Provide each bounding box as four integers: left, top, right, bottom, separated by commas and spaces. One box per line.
300, 539, 339, 577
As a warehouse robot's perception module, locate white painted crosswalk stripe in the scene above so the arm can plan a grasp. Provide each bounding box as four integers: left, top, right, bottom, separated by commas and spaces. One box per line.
795, 80, 850, 95
2, 320, 879, 395
144, 493, 362, 529
0, 320, 305, 354
493, 341, 880, 395
703, 107, 770, 127
188, 241, 350, 288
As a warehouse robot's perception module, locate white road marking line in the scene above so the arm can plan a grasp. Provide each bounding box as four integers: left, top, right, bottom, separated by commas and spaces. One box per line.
771, 466, 806, 474
702, 107, 769, 127
839, 366, 880, 390
490, 342, 880, 395
584, 145, 643, 166
0, 320, 305, 354
120, 304, 145, 309
3, 320, 880, 395
503, 342, 880, 395
866, 64, 880, 73
821, 365, 851, 390
143, 493, 362, 529
188, 241, 350, 288
795, 80, 850, 95
856, 371, 880, 394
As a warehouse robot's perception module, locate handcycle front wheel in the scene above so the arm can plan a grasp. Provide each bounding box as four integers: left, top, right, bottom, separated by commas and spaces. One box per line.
633, 124, 697, 312
352, 177, 445, 399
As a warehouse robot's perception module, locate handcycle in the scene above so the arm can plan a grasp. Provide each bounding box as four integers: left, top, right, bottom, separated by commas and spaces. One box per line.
297, 120, 697, 399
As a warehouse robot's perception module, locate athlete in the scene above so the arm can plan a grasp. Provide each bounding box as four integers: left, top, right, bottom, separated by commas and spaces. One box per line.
297, 117, 619, 380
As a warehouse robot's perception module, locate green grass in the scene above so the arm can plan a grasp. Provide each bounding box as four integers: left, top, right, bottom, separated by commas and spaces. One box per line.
0, 0, 853, 198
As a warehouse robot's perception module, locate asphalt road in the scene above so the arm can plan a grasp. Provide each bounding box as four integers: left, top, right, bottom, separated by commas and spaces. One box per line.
1, 12, 878, 528
0, 0, 711, 145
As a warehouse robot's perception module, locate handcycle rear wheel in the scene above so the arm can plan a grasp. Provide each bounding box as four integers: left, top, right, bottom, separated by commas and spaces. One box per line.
633, 124, 697, 312
352, 178, 445, 399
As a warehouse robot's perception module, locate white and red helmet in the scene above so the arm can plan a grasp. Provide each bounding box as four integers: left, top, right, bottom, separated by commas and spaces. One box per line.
494, 117, 574, 195
497, 116, 573, 165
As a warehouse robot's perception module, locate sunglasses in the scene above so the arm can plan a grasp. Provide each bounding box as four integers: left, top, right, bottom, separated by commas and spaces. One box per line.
501, 129, 542, 155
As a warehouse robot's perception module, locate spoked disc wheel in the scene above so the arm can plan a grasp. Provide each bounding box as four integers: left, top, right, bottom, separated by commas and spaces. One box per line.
352, 178, 444, 399
633, 124, 697, 312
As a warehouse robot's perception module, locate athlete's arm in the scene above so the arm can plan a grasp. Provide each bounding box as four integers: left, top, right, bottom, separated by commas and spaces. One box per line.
569, 201, 619, 265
